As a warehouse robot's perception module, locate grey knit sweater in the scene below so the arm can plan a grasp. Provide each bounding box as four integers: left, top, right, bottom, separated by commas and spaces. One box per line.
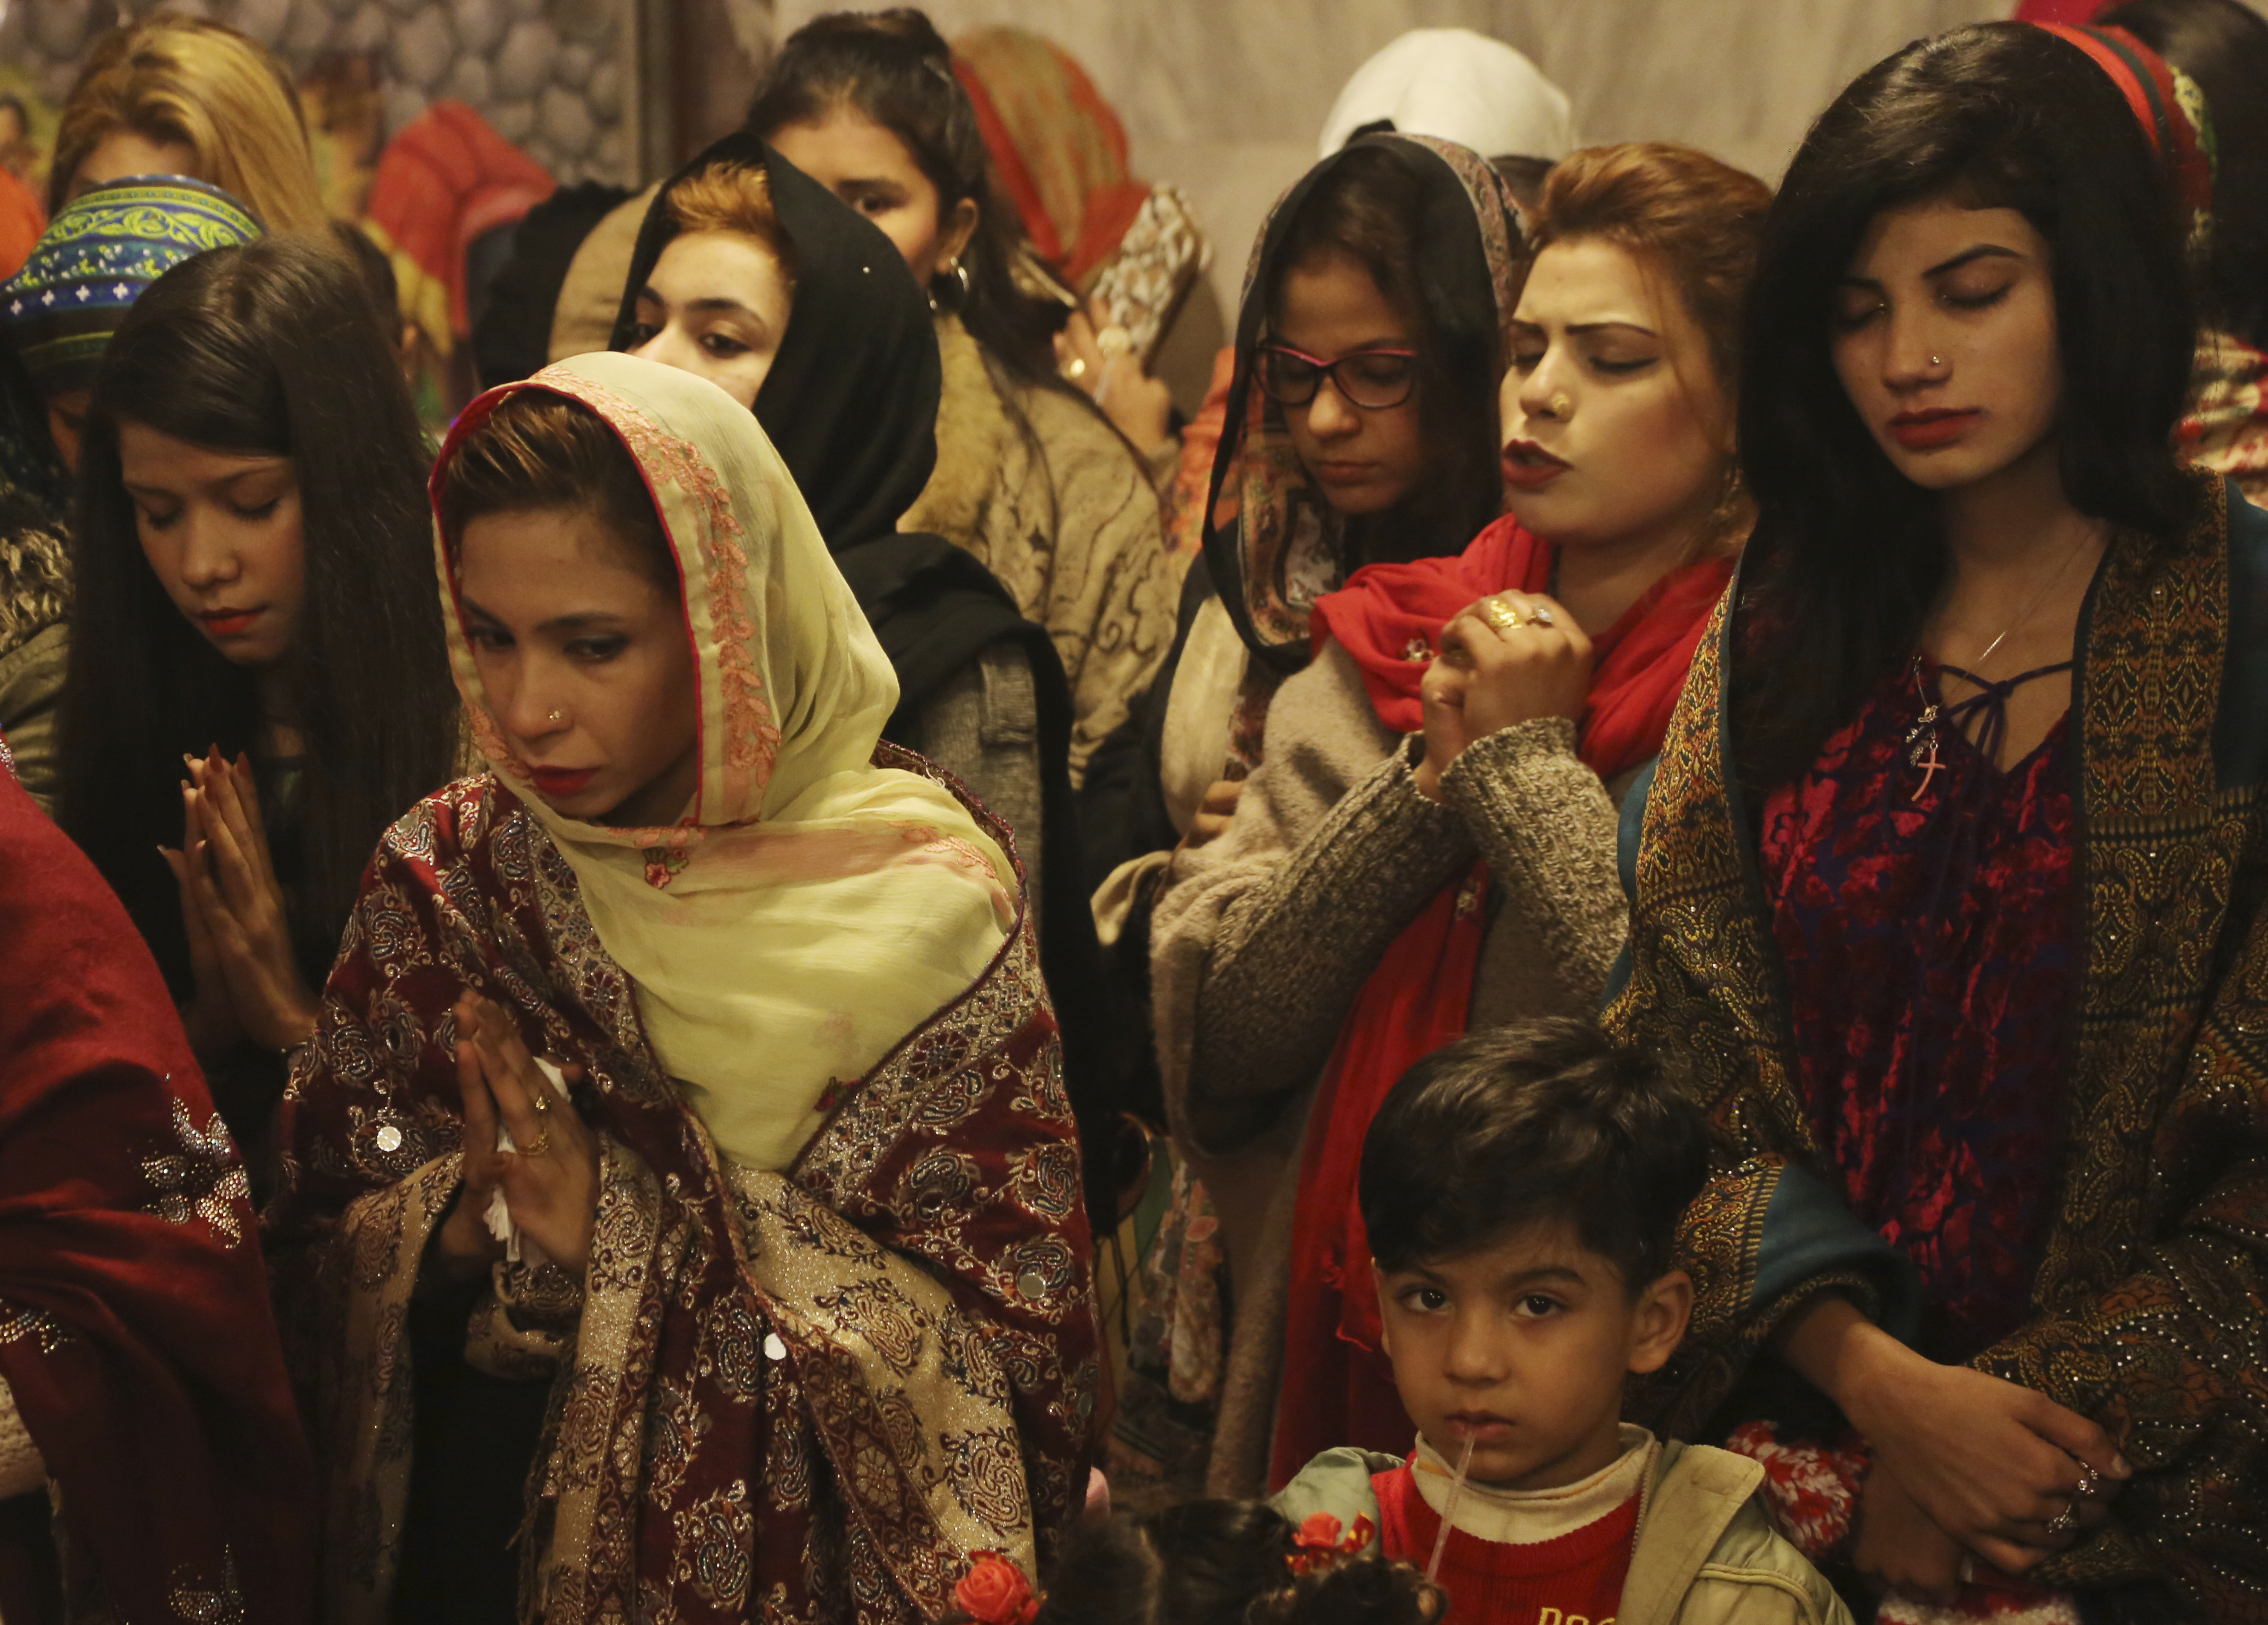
1149, 639, 1632, 1495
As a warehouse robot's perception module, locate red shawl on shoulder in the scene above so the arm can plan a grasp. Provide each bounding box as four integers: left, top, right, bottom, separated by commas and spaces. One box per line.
0, 747, 312, 1622
1272, 516, 1731, 1485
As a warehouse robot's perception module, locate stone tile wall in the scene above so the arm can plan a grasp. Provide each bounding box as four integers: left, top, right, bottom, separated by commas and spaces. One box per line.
1, 0, 638, 185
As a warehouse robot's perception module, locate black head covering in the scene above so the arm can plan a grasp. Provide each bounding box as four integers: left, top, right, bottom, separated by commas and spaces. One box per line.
1200, 133, 1525, 676
611, 132, 942, 550
610, 136, 1129, 1230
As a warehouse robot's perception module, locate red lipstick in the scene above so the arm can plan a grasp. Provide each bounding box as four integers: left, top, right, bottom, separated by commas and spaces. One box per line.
1889, 408, 1983, 450
197, 607, 260, 638
529, 766, 598, 797
1501, 438, 1570, 490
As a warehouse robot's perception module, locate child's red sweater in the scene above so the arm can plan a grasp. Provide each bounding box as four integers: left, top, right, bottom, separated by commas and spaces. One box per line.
1371, 1457, 1640, 1625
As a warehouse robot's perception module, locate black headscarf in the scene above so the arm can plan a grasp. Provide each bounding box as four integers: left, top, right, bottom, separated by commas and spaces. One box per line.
612, 136, 1128, 1230
611, 131, 941, 550
1201, 133, 1525, 676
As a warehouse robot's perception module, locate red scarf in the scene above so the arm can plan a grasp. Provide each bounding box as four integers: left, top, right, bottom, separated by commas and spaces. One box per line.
1269, 516, 1732, 1488
0, 755, 313, 1622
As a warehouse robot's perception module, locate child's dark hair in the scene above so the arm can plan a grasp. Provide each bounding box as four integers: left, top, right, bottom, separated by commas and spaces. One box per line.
1250, 1557, 1445, 1625
1023, 1502, 1441, 1625
1359, 1018, 1711, 1291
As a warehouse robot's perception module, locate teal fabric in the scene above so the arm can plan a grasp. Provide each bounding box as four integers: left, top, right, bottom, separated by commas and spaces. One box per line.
1754, 1161, 1923, 1342
0, 174, 261, 393
1600, 754, 1658, 1009
2212, 478, 2268, 790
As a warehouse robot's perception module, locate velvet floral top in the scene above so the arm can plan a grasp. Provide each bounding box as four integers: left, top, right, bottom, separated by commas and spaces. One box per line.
1759, 665, 2077, 1359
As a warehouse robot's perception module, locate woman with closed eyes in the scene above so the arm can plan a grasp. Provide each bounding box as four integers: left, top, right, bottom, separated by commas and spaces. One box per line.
1146, 142, 1768, 1498
1605, 22, 2268, 1618
55, 235, 456, 1184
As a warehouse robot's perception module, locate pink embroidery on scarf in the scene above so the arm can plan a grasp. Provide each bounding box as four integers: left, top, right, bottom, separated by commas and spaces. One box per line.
635, 824, 704, 889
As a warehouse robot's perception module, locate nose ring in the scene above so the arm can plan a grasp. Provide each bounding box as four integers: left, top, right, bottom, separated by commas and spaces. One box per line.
1929, 355, 1943, 367
546, 710, 566, 726
1547, 393, 1573, 418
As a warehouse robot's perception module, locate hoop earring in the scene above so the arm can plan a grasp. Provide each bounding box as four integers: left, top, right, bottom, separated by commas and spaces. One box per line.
929, 257, 974, 315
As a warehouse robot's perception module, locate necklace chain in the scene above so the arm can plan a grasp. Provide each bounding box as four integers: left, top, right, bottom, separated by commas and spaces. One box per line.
1952, 527, 2098, 676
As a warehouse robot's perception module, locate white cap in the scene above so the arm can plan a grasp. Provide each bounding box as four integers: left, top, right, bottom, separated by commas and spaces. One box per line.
1317, 28, 1575, 165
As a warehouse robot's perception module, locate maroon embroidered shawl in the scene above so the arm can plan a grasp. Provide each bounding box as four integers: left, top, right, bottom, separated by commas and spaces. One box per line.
0, 751, 312, 1624
265, 763, 1099, 1624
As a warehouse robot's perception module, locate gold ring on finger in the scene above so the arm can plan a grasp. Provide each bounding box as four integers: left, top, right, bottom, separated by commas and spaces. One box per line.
522, 1127, 551, 1157
1481, 597, 1521, 632
1062, 356, 1089, 381
529, 1089, 552, 1115
2045, 1504, 2077, 1538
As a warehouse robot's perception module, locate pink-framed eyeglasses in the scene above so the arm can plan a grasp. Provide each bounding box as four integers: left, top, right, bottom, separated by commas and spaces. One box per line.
1255, 341, 1421, 410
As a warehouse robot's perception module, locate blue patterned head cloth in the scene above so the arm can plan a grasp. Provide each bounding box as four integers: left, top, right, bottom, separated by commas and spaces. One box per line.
0, 174, 263, 395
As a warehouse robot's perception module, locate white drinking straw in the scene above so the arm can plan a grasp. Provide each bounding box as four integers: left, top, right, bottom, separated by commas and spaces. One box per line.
1424, 1432, 1477, 1585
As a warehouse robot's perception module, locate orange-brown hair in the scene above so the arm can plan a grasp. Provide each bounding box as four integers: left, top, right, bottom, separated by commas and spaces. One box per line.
439, 393, 678, 595
1524, 142, 1772, 407
49, 13, 326, 233
661, 161, 796, 280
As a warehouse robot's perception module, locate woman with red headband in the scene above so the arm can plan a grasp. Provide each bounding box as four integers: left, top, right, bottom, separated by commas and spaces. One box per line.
1607, 21, 2268, 1619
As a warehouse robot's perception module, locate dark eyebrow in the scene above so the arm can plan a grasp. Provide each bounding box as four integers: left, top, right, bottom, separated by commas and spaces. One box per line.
1566, 321, 1658, 339
457, 598, 631, 635
637, 287, 763, 321
1924, 244, 2024, 278
1840, 243, 2026, 289
1497, 1264, 1590, 1290
688, 298, 763, 319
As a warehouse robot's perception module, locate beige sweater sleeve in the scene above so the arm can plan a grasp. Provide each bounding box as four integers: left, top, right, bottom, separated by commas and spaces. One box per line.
1442, 717, 1630, 1024
1150, 643, 1475, 1157
1153, 646, 1637, 1158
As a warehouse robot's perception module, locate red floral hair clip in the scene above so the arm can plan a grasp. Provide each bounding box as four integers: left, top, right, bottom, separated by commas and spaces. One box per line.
1287, 1511, 1376, 1575
955, 1550, 1042, 1625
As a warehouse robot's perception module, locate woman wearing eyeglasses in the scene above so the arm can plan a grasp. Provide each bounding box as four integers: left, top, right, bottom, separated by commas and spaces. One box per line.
1087, 132, 1524, 1498
1148, 142, 1770, 1495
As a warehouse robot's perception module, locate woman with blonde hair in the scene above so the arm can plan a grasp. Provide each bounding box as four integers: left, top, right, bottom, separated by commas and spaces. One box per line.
47, 12, 326, 235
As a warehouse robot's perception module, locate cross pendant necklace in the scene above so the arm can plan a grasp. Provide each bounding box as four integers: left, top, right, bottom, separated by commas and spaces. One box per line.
1906, 527, 2098, 803
1904, 667, 1944, 803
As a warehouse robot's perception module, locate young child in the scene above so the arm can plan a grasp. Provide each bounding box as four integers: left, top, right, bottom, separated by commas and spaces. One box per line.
1273, 1019, 1853, 1625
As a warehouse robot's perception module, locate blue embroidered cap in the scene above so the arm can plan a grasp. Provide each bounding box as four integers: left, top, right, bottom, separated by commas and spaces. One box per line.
0, 173, 262, 395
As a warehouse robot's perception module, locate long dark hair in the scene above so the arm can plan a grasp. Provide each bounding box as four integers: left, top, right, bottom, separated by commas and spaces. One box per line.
743, 8, 1065, 382
1732, 22, 2199, 792
59, 235, 457, 996
1267, 142, 1508, 567
2103, 0, 2268, 349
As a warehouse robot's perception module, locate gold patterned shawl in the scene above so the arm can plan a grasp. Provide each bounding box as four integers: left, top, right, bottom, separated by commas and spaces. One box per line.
268, 753, 1099, 1624
1603, 477, 2268, 1615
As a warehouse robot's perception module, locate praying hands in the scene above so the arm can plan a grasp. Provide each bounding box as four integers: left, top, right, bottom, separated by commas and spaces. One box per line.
158, 748, 320, 1059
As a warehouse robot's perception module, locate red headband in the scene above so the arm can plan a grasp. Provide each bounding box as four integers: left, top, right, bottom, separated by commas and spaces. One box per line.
2036, 22, 2214, 221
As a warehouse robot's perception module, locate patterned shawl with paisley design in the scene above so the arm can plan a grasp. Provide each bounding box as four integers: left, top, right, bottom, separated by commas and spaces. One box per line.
1605, 478, 2268, 1617
266, 356, 1099, 1625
